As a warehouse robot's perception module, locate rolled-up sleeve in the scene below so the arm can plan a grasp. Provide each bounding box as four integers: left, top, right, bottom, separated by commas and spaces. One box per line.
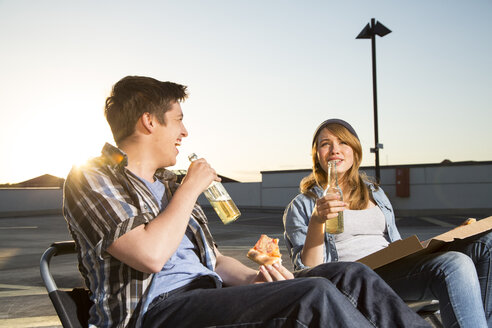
283, 194, 319, 271
64, 166, 152, 259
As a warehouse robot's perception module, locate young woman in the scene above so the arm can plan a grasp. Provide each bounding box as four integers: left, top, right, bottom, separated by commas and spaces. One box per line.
283, 118, 492, 328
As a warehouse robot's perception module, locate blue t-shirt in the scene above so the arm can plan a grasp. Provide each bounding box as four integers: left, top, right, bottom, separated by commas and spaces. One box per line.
139, 178, 221, 313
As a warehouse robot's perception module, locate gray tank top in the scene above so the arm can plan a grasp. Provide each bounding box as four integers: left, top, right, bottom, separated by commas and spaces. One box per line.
334, 206, 390, 261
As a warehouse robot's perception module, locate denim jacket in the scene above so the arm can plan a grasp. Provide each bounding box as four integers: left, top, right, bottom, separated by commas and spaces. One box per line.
283, 182, 401, 271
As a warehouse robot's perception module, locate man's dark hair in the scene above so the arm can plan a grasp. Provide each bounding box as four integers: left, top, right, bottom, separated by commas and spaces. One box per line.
105, 76, 188, 145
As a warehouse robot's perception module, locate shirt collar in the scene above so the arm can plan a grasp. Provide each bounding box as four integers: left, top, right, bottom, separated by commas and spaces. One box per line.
312, 184, 324, 198
101, 143, 178, 183
155, 167, 178, 184
101, 143, 128, 168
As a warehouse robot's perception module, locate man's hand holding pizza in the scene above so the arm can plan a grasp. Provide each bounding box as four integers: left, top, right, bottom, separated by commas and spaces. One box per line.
253, 262, 294, 283
247, 234, 294, 283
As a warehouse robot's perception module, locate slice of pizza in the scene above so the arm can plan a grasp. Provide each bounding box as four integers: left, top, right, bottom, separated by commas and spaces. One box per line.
247, 234, 282, 266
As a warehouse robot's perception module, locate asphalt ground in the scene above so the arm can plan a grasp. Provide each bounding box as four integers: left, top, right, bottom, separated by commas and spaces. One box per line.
0, 208, 488, 328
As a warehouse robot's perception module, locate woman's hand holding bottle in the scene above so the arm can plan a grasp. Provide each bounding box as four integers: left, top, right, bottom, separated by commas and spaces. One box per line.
312, 193, 347, 223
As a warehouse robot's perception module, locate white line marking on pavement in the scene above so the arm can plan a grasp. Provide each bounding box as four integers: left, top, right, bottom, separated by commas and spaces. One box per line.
237, 216, 280, 221
419, 217, 456, 228
0, 226, 38, 230
0, 284, 47, 298
0, 315, 60, 327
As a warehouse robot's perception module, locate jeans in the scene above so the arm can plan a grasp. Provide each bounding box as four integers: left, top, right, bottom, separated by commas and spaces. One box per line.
375, 231, 492, 328
143, 262, 429, 328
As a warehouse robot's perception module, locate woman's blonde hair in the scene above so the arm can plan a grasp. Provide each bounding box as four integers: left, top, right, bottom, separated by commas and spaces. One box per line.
299, 123, 375, 210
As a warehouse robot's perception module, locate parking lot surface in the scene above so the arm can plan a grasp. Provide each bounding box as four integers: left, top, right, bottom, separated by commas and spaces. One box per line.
0, 208, 485, 327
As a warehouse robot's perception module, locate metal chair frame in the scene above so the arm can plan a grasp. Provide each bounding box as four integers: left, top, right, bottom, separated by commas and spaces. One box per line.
40, 241, 92, 328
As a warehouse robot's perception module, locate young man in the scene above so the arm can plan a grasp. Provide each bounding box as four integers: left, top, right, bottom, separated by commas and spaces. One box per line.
63, 76, 429, 328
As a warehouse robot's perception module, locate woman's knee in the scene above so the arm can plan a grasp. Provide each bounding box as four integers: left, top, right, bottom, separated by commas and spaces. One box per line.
467, 231, 492, 257
476, 230, 492, 246
434, 251, 477, 280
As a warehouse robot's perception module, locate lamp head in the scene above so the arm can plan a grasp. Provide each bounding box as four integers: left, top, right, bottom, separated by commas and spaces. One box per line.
356, 20, 392, 39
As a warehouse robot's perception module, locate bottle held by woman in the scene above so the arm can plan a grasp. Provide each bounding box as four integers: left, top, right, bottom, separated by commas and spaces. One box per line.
324, 160, 344, 234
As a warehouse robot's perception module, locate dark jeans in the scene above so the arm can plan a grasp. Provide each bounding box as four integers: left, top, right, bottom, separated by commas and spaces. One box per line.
142, 262, 429, 328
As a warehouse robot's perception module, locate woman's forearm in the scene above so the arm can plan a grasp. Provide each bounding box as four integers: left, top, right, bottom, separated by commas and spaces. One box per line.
300, 214, 326, 267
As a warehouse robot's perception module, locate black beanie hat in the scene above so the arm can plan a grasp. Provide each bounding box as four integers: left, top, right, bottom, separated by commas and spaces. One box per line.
312, 119, 359, 146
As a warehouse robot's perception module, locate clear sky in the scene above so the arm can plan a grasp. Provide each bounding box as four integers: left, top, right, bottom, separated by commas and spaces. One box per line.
0, 1, 491, 183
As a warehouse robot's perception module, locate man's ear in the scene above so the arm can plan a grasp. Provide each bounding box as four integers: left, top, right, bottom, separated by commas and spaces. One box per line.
140, 112, 155, 133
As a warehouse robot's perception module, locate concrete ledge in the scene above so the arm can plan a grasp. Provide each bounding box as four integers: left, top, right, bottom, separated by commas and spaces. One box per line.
0, 209, 62, 218
3, 206, 490, 220
201, 205, 285, 214
234, 206, 492, 218
395, 208, 492, 218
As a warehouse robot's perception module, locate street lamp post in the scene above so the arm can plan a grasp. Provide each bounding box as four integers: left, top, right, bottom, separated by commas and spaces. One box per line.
356, 18, 391, 183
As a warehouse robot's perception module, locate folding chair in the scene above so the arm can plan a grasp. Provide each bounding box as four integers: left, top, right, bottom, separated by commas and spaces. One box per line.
40, 241, 93, 328
407, 300, 442, 328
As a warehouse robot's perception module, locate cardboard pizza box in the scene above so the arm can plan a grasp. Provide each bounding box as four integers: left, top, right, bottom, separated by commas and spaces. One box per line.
357, 216, 492, 270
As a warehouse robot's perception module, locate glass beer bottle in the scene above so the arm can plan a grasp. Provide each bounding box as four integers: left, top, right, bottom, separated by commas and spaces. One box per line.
324, 160, 344, 234
188, 153, 241, 224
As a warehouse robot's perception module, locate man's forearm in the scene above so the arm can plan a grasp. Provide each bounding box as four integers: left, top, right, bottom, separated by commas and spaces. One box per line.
214, 251, 258, 286
107, 182, 201, 273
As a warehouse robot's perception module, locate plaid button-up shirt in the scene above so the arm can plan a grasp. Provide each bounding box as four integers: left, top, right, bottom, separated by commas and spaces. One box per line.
63, 143, 217, 328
